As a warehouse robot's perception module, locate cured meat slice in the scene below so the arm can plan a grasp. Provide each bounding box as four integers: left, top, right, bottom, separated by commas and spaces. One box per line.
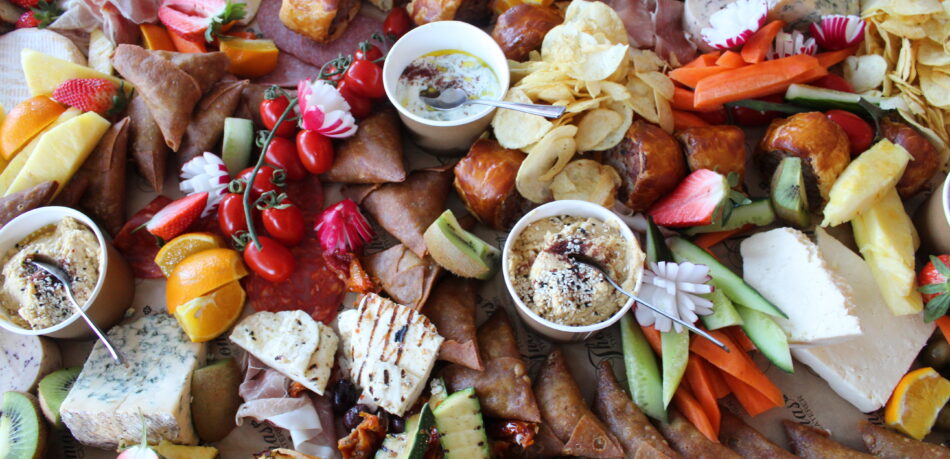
113, 195, 173, 279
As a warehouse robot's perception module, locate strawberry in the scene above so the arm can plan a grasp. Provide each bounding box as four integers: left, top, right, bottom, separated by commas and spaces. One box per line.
158, 0, 246, 43
919, 255, 950, 322
10, 0, 39, 8
648, 169, 730, 228
145, 192, 209, 242
15, 11, 39, 28
314, 199, 375, 255
14, 1, 61, 28
52, 78, 129, 117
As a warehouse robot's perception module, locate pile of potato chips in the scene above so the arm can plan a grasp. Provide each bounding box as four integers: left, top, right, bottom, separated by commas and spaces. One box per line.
861, 0, 950, 168
490, 0, 674, 203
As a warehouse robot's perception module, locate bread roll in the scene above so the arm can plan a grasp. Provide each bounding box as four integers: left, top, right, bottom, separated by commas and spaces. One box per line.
491, 4, 562, 61
453, 139, 529, 230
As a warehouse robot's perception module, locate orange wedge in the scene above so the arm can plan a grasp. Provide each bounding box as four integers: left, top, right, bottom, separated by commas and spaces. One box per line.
885, 367, 950, 440
219, 38, 280, 78
0, 96, 66, 160
154, 232, 226, 277
166, 248, 248, 313
140, 24, 176, 51
173, 280, 245, 342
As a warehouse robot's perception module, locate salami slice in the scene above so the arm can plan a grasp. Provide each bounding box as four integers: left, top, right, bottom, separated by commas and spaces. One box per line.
283, 173, 325, 222
113, 195, 172, 279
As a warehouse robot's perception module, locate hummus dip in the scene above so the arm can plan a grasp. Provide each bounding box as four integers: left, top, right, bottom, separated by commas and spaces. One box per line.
0, 217, 100, 329
508, 215, 643, 326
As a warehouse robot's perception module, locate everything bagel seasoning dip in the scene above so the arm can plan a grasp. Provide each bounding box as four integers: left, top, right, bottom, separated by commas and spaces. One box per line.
395, 50, 501, 121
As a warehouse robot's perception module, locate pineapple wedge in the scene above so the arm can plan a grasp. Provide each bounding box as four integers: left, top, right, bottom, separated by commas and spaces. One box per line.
4, 112, 110, 198
21, 49, 132, 97
0, 108, 80, 194
88, 29, 114, 76
822, 139, 911, 227
851, 187, 923, 315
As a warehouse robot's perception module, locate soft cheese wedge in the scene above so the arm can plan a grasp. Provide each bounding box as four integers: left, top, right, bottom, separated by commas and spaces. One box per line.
5, 111, 110, 197
21, 49, 131, 98
338, 293, 444, 416
821, 139, 911, 227
229, 310, 338, 395
851, 187, 923, 315
791, 229, 934, 412
741, 227, 861, 345
0, 108, 80, 195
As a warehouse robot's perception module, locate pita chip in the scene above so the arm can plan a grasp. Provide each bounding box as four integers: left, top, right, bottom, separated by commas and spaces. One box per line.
325, 110, 406, 184
128, 94, 168, 192
178, 79, 248, 167
359, 168, 453, 258
112, 44, 201, 151
78, 117, 130, 235
0, 181, 56, 228
422, 277, 482, 370
151, 50, 230, 94
363, 243, 440, 310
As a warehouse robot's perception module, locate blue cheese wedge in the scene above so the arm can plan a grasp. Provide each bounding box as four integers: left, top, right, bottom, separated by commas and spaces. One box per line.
790, 229, 935, 412
60, 313, 205, 449
230, 310, 338, 395
741, 227, 862, 345
338, 294, 444, 416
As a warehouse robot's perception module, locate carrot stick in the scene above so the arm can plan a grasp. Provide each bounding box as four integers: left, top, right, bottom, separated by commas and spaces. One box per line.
791, 65, 829, 84
642, 325, 663, 355
673, 110, 711, 130
706, 365, 731, 399
693, 54, 820, 109
683, 51, 722, 68
169, 31, 207, 53
741, 20, 784, 64
816, 45, 858, 68
715, 51, 746, 68
685, 356, 721, 433
937, 316, 950, 346
721, 372, 782, 416
692, 225, 753, 250
725, 326, 756, 352
673, 386, 719, 442
669, 66, 732, 88
672, 87, 697, 111
690, 330, 783, 407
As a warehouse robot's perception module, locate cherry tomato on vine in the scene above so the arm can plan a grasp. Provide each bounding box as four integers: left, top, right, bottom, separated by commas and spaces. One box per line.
243, 236, 296, 283
264, 137, 307, 181
297, 130, 334, 174
218, 193, 250, 238
825, 109, 873, 156
321, 61, 347, 82
260, 195, 305, 246
260, 96, 297, 137
345, 59, 385, 99
355, 42, 383, 62
336, 80, 372, 119
383, 7, 412, 39
238, 166, 284, 198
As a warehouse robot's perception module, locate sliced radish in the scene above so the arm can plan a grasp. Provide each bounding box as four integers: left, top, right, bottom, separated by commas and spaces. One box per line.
768, 30, 817, 60
701, 0, 768, 50
314, 199, 375, 254
809, 15, 865, 51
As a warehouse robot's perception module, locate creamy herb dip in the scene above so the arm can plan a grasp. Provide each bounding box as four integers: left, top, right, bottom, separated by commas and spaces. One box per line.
395, 50, 501, 122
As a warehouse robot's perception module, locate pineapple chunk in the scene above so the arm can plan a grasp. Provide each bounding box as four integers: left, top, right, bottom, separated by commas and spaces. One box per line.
4, 112, 110, 198
851, 187, 923, 315
21, 49, 131, 97
822, 139, 911, 227
0, 108, 80, 194
88, 29, 114, 76
154, 440, 218, 459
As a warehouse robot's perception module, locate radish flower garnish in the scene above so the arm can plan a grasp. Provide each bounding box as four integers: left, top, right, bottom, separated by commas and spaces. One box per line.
809, 15, 865, 51
635, 261, 714, 333
701, 0, 767, 50
180, 152, 230, 217
314, 199, 375, 254
769, 30, 817, 60
297, 78, 358, 138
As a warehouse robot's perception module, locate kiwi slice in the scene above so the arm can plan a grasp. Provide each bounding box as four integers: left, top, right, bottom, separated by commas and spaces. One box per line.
37, 367, 80, 429
423, 210, 500, 280
191, 358, 242, 442
770, 157, 810, 228
0, 391, 48, 459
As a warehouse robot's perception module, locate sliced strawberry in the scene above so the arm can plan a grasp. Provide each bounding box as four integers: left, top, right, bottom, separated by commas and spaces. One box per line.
15, 1, 60, 28
158, 0, 246, 43
52, 78, 128, 117
314, 199, 375, 255
145, 192, 209, 241
648, 169, 729, 228
919, 255, 950, 322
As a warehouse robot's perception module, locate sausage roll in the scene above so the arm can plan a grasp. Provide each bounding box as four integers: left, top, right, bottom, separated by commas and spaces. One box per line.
603, 120, 688, 211
491, 4, 563, 61
881, 118, 941, 197
675, 125, 747, 186
279, 0, 362, 43
454, 139, 529, 230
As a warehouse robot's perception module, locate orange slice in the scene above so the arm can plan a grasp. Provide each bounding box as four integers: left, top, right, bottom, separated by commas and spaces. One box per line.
173, 280, 245, 342
154, 232, 226, 278
219, 38, 280, 78
166, 248, 248, 313
0, 96, 66, 160
884, 367, 950, 440
140, 24, 176, 51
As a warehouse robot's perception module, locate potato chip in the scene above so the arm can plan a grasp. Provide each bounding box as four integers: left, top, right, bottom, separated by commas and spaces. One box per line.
562, 0, 629, 45
597, 80, 631, 101
590, 102, 633, 151
919, 66, 950, 108
656, 91, 674, 133
630, 49, 666, 73
551, 159, 622, 207
566, 97, 607, 113
492, 88, 554, 149
575, 109, 623, 151
516, 125, 579, 203
919, 40, 950, 66
637, 71, 674, 100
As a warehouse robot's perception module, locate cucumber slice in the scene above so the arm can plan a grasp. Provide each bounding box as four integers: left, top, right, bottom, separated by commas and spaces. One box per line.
661, 330, 689, 408
734, 304, 794, 373
433, 388, 489, 459
669, 237, 787, 319
375, 404, 435, 459
221, 117, 254, 176
685, 199, 775, 235
699, 284, 744, 330
620, 314, 666, 422
646, 216, 673, 263
785, 84, 880, 113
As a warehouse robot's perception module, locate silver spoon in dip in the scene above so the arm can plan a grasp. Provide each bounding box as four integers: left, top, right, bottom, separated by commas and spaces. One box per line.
28, 255, 123, 363
568, 253, 729, 351
419, 87, 567, 119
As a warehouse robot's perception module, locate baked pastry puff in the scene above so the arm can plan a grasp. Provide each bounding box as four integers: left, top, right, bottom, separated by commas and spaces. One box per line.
279, 0, 361, 43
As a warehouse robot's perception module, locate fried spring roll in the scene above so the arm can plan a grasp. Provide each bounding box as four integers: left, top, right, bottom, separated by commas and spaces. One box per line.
78, 117, 130, 235
128, 94, 168, 192
783, 420, 875, 459
657, 411, 741, 459
422, 277, 482, 370
325, 110, 406, 184
363, 244, 440, 310
477, 308, 521, 361
178, 79, 248, 167
718, 411, 794, 459
0, 181, 56, 228
859, 422, 950, 458
151, 50, 229, 94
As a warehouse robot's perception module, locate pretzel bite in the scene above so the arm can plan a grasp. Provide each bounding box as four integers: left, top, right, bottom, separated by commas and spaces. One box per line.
453, 138, 530, 230
491, 4, 563, 61
602, 120, 688, 211
676, 125, 747, 185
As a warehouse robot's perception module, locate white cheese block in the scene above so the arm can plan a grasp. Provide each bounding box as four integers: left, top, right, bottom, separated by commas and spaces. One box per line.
0, 29, 85, 113
768, 0, 859, 30
60, 313, 205, 450
338, 294, 444, 416
741, 227, 862, 345
0, 330, 61, 393
791, 229, 934, 412
230, 310, 338, 396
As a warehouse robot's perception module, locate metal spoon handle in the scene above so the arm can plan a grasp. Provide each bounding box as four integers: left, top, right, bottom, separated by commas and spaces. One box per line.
467, 99, 567, 118
62, 289, 123, 363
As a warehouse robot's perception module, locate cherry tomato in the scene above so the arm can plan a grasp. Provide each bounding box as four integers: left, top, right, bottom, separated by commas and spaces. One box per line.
695, 108, 728, 125
336, 80, 372, 119
261, 198, 305, 247
810, 74, 854, 93
354, 42, 383, 62
383, 7, 412, 39
218, 193, 249, 238
243, 236, 296, 283
226, 31, 258, 39
297, 130, 334, 174
344, 59, 385, 99
321, 62, 347, 83
264, 137, 307, 181
260, 96, 297, 137
825, 109, 873, 156
729, 94, 785, 126
238, 166, 284, 198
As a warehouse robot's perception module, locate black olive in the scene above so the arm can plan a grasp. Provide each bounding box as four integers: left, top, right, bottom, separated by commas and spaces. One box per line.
376, 409, 390, 432
389, 415, 406, 434
343, 404, 372, 431
331, 379, 359, 413
922, 339, 950, 370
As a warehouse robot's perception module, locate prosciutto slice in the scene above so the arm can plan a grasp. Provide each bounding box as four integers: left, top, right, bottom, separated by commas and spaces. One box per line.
609, 0, 697, 66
